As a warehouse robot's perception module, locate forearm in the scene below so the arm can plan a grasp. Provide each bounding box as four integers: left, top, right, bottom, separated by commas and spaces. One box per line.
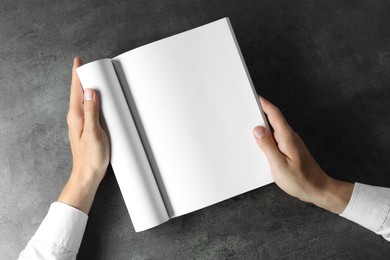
340, 183, 390, 241
18, 202, 88, 260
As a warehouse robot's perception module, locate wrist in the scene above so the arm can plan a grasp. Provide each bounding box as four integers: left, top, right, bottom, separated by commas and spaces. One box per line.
312, 177, 354, 214
58, 171, 101, 214
70, 167, 103, 188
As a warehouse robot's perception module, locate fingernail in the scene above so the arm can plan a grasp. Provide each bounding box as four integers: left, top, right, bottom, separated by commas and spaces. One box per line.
84, 89, 93, 101
254, 126, 266, 140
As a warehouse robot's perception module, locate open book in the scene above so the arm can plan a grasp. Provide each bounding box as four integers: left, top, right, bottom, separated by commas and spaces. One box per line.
76, 17, 273, 232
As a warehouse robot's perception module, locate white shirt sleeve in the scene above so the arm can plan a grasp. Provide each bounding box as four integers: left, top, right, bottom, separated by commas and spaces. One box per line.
18, 201, 88, 260
340, 182, 390, 241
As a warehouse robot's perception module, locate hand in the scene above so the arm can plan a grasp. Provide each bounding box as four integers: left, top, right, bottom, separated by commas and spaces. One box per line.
58, 57, 110, 214
253, 96, 353, 214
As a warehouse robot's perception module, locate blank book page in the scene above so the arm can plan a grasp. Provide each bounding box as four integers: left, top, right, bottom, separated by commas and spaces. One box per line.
114, 18, 273, 217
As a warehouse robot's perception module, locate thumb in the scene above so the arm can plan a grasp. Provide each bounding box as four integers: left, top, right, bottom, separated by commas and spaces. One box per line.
253, 126, 283, 164
83, 88, 100, 133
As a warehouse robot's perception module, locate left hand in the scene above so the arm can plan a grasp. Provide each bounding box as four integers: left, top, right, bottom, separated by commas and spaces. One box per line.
58, 57, 110, 214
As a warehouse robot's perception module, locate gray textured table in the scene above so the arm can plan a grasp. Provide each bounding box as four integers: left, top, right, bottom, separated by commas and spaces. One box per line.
1, 1, 390, 259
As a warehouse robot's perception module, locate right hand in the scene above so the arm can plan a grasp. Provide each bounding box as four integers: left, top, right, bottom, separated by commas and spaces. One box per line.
253, 96, 353, 214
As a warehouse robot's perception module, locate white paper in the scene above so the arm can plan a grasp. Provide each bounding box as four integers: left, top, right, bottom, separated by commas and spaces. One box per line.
113, 18, 273, 217
77, 59, 169, 231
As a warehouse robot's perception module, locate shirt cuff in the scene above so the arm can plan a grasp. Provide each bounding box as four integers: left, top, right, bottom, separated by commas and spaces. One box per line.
31, 201, 88, 254
340, 182, 390, 232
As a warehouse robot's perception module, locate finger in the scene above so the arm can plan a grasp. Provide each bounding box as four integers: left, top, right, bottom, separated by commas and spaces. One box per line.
83, 88, 100, 133
259, 96, 293, 137
70, 57, 84, 113
68, 57, 84, 136
253, 126, 285, 165
259, 96, 298, 160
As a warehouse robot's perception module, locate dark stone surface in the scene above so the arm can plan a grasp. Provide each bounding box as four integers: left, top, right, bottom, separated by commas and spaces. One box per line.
1, 0, 390, 259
